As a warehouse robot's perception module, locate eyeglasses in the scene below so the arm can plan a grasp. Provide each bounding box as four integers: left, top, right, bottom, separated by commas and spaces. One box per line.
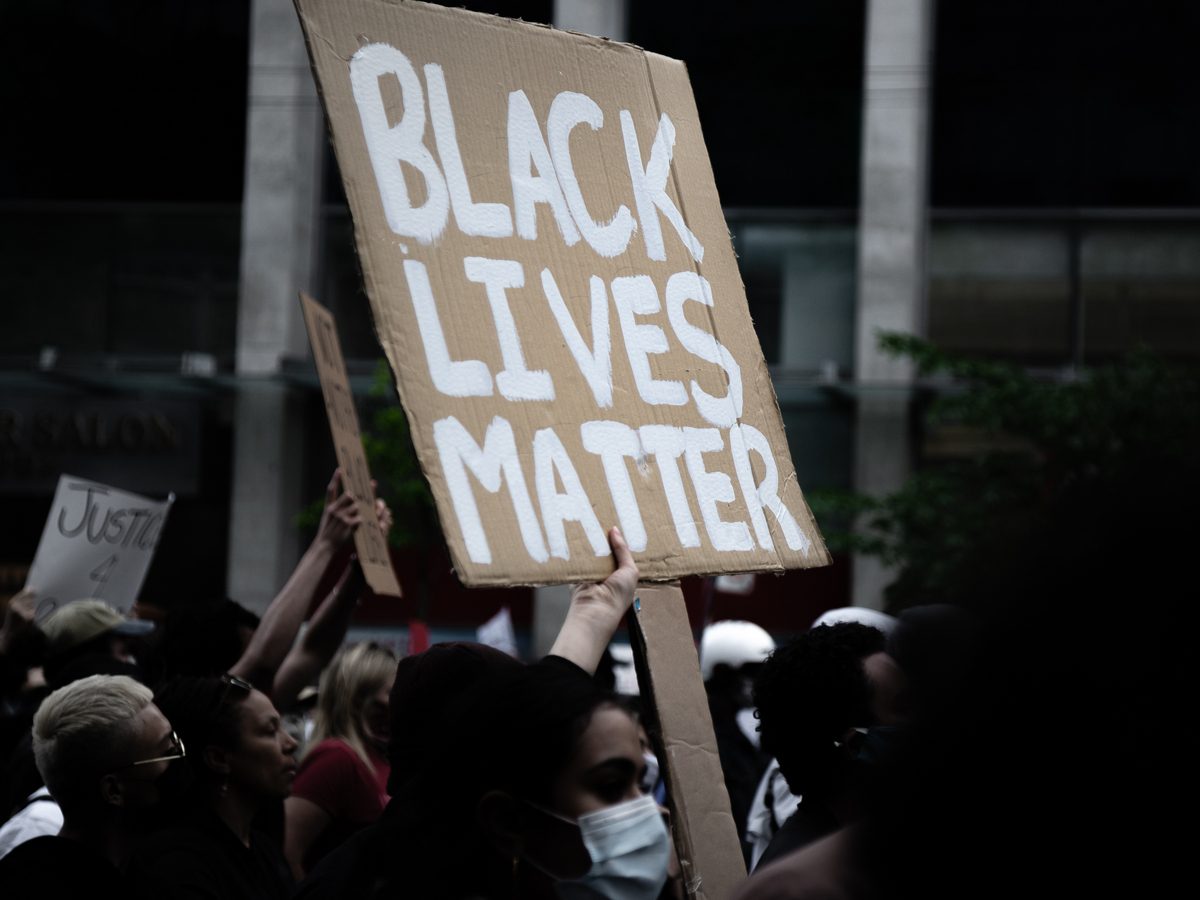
218, 673, 253, 708
128, 730, 187, 768
833, 727, 870, 751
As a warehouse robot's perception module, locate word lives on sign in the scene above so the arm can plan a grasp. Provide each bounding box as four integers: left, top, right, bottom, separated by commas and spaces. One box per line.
296, 0, 829, 585
25, 475, 174, 621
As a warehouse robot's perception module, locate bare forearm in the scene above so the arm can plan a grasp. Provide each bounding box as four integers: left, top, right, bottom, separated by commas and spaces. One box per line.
229, 538, 338, 688
549, 598, 627, 674
302, 565, 363, 662
549, 528, 638, 674
272, 564, 363, 707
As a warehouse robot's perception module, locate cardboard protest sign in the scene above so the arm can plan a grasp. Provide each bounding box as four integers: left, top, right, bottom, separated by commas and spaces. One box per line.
630, 583, 748, 897
24, 475, 174, 622
295, 0, 829, 585
300, 292, 403, 597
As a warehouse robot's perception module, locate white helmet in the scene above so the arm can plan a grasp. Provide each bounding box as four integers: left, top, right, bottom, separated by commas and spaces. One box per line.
810, 606, 898, 636
699, 620, 775, 681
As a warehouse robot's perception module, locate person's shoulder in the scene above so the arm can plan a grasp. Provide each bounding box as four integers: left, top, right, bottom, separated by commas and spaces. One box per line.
0, 796, 63, 857
302, 738, 360, 766
297, 738, 367, 782
735, 828, 865, 900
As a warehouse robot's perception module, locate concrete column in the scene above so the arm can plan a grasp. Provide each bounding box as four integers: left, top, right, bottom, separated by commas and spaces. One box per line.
531, 0, 628, 653
852, 394, 913, 610
227, 0, 325, 613
227, 383, 309, 612
852, 0, 933, 609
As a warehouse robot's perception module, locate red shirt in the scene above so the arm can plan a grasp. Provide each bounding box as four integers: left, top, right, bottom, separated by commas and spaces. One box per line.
291, 738, 390, 870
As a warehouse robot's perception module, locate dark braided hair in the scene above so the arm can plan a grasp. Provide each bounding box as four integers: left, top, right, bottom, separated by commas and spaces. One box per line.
152, 675, 249, 791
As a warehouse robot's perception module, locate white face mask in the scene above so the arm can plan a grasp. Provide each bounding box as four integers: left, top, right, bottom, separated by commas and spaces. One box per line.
554, 794, 671, 900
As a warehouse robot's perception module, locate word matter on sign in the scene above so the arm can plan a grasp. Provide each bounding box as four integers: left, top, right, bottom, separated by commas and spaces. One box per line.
297, 0, 830, 585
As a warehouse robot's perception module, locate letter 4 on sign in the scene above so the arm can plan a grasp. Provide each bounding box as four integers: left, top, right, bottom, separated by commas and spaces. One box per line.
296, 0, 830, 585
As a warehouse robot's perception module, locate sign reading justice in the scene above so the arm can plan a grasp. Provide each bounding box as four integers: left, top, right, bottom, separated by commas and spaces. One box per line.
296, 0, 829, 585
26, 475, 174, 621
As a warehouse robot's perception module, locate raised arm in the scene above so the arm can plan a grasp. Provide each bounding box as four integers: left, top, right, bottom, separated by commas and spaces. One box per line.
271, 562, 363, 710
229, 470, 361, 691
549, 526, 638, 674
271, 496, 394, 709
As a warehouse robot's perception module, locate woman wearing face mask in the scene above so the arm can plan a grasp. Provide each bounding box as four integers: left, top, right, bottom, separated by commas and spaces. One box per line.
405, 660, 678, 900
284, 641, 397, 878
290, 525, 664, 900
127, 674, 299, 900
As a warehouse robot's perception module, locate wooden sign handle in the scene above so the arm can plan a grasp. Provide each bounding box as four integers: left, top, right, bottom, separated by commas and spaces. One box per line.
629, 582, 747, 900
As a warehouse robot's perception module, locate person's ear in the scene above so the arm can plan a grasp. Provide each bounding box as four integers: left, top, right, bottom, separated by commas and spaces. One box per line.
477, 790, 524, 853
835, 727, 869, 759
99, 773, 125, 808
203, 744, 232, 777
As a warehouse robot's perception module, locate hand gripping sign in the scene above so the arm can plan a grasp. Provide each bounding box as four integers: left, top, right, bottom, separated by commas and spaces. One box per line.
300, 293, 403, 598
294, 0, 829, 587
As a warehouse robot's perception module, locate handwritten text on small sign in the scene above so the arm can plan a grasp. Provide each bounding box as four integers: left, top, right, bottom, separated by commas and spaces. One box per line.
25, 475, 174, 621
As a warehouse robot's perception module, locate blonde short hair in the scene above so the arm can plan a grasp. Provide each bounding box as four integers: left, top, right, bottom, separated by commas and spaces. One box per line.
33, 674, 154, 812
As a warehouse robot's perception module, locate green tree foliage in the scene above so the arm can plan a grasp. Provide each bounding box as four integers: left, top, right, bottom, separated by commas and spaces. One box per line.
360, 360, 437, 550
810, 335, 1200, 611
298, 360, 436, 551
298, 361, 438, 616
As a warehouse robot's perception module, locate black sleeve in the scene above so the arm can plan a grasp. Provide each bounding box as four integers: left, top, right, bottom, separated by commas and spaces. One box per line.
536, 654, 592, 681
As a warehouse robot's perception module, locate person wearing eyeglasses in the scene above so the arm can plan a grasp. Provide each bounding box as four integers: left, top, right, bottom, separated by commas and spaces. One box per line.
746, 623, 909, 874
127, 673, 299, 900
0, 674, 182, 898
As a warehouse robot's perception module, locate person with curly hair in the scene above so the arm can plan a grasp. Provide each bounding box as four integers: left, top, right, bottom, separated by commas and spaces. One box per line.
750, 622, 908, 870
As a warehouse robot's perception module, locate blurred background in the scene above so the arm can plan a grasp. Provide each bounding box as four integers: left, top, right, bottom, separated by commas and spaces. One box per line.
2, 0, 1197, 652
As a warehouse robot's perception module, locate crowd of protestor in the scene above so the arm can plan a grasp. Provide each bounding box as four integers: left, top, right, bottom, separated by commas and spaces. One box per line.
0, 465, 1194, 899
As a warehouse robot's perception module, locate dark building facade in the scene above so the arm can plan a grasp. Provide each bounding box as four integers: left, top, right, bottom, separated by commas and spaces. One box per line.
3, 0, 1198, 643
